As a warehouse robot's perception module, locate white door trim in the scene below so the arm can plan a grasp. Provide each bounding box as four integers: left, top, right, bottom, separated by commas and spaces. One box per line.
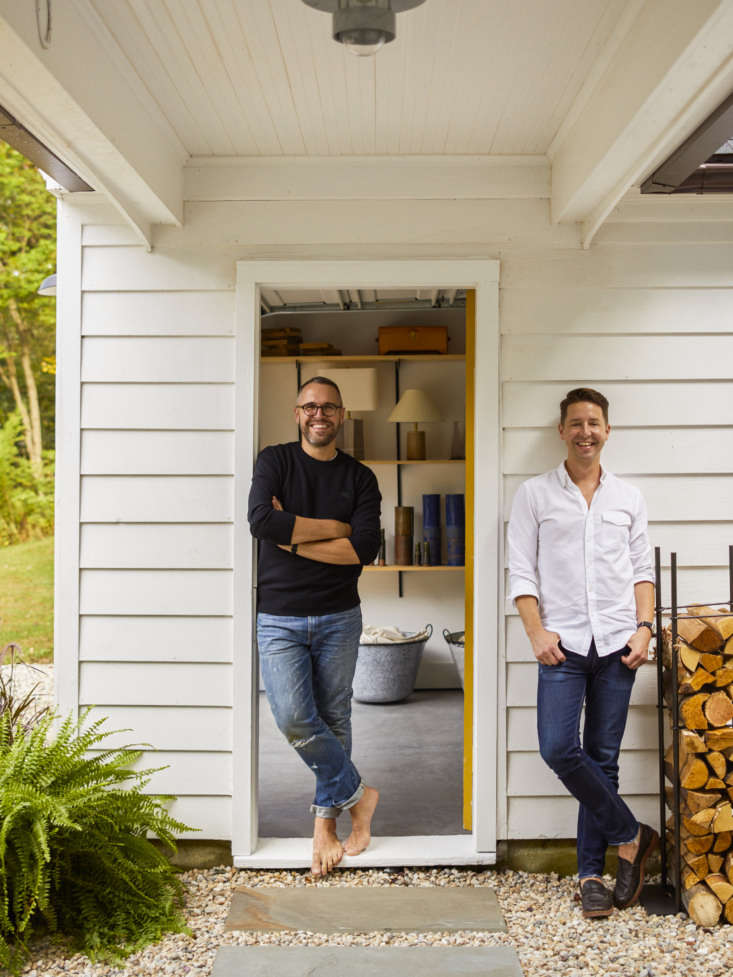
232, 259, 500, 864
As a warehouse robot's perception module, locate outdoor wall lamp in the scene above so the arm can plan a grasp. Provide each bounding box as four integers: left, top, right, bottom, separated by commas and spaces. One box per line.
301, 0, 426, 57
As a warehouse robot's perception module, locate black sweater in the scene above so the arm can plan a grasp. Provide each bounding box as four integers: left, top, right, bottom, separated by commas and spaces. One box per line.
247, 442, 382, 615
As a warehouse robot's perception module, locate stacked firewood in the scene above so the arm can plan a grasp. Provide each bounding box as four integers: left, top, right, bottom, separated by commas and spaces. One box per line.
662, 605, 733, 926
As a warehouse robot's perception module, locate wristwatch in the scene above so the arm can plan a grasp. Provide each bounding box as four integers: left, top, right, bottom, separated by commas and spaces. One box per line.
291, 543, 298, 555
637, 621, 653, 633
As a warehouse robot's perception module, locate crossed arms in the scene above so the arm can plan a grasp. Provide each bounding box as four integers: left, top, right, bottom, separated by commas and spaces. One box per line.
271, 495, 360, 565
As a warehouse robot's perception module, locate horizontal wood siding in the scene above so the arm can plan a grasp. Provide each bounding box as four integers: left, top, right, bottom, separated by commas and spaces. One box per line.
500, 228, 733, 840
76, 222, 238, 842
64, 193, 733, 844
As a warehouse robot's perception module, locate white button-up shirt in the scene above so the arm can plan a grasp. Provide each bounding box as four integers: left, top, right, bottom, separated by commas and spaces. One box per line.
507, 462, 654, 657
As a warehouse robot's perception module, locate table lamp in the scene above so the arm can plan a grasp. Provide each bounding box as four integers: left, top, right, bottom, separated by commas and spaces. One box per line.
320, 367, 378, 459
387, 388, 441, 460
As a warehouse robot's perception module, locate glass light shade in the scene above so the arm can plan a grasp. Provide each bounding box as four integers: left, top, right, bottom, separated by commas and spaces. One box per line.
343, 36, 386, 56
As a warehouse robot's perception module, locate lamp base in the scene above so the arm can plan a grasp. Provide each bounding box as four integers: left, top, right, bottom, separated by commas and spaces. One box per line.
338, 417, 365, 459
406, 429, 426, 460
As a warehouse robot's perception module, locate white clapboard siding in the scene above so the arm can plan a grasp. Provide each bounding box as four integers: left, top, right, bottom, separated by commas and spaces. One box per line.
124, 751, 232, 796
80, 524, 232, 569
503, 474, 733, 521
501, 287, 733, 335
502, 245, 733, 289
82, 384, 234, 429
167, 796, 231, 840
80, 662, 232, 707
81, 476, 233, 522
508, 751, 658, 797
82, 247, 235, 291
84, 706, 232, 751
503, 335, 733, 382
503, 382, 733, 428
79, 615, 233, 662
507, 705, 658, 752
81, 337, 235, 382
504, 428, 733, 476
81, 431, 234, 475
507, 796, 660, 839
79, 570, 232, 615
507, 662, 657, 708
82, 290, 235, 335
503, 522, 733, 569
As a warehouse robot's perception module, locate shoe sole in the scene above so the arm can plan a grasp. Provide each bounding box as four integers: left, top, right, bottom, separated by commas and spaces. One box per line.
582, 906, 613, 919
618, 829, 659, 909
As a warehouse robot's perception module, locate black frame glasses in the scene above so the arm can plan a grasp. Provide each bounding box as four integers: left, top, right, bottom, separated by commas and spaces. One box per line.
296, 402, 343, 417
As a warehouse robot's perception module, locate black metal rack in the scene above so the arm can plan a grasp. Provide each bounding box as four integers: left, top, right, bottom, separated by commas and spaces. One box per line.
644, 544, 733, 914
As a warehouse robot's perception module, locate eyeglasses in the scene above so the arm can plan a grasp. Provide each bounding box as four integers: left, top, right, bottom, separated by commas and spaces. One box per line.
296, 402, 342, 417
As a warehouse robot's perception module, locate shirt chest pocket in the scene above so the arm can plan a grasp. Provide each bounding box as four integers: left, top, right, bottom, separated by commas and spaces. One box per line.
600, 509, 631, 553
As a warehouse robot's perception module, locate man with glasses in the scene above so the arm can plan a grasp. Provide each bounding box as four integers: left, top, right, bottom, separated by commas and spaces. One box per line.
248, 376, 381, 876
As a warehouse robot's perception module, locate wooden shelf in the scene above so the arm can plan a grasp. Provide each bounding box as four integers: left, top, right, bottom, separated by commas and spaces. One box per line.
362, 458, 464, 465
364, 565, 464, 572
261, 354, 465, 363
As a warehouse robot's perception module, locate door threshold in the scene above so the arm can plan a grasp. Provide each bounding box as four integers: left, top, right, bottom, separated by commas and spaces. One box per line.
233, 835, 496, 868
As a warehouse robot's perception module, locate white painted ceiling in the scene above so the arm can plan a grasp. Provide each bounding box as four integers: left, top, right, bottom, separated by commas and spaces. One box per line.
92, 0, 629, 157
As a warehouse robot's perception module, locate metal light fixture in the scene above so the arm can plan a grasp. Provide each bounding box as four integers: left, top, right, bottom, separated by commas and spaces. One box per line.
302, 0, 426, 57
37, 273, 57, 296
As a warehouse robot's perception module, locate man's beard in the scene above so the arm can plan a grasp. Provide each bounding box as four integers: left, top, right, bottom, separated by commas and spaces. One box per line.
301, 419, 339, 446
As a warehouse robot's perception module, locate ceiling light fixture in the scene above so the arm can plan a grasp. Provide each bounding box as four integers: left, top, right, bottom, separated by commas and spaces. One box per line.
302, 0, 426, 57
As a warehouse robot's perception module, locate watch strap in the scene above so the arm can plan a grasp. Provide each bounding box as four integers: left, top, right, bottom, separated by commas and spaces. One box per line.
637, 620, 653, 633
291, 543, 298, 555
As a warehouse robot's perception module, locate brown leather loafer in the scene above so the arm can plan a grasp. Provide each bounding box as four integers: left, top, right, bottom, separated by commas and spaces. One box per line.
614, 823, 659, 909
579, 878, 613, 918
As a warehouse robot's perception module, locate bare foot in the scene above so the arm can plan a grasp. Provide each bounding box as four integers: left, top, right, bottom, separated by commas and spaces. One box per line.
311, 817, 343, 876
343, 785, 379, 856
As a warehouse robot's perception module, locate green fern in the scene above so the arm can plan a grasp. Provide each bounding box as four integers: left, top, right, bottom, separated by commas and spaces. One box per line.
0, 709, 194, 972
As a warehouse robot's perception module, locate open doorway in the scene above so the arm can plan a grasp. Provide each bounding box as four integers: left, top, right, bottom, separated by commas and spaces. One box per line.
255, 291, 468, 839
232, 260, 499, 867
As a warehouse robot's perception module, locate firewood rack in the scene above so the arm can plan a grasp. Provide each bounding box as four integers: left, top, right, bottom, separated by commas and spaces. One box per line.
645, 544, 733, 915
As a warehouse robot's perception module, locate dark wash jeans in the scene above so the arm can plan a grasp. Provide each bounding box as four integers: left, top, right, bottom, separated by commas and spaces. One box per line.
537, 639, 639, 879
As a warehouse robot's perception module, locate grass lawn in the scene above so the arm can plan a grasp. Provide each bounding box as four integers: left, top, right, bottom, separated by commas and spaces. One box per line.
0, 536, 53, 664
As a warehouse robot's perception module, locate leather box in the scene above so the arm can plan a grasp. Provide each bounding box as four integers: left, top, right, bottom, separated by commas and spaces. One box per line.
378, 326, 448, 355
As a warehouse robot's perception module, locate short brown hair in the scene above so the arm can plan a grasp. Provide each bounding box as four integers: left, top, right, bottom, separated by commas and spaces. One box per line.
560, 387, 609, 424
297, 376, 342, 404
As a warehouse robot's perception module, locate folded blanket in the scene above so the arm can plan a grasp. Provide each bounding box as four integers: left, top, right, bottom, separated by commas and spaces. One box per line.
360, 625, 431, 645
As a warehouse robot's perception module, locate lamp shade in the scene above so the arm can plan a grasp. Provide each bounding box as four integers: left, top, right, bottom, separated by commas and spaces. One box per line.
314, 367, 378, 412
387, 388, 441, 424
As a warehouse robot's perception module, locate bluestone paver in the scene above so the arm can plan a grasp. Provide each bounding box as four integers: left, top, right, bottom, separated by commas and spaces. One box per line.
211, 945, 524, 977
225, 885, 505, 933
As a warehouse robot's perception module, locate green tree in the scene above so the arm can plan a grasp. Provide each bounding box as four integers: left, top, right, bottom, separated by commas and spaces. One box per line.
0, 142, 56, 475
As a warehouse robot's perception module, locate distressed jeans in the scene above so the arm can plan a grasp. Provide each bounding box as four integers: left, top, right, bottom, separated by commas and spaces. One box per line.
257, 606, 364, 818
537, 639, 639, 879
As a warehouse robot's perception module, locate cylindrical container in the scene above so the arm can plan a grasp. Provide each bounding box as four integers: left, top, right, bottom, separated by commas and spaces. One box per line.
422, 540, 431, 566
446, 493, 465, 566
414, 541, 422, 565
377, 528, 386, 566
394, 506, 414, 535
422, 493, 441, 565
353, 625, 433, 703
395, 535, 412, 565
394, 506, 413, 565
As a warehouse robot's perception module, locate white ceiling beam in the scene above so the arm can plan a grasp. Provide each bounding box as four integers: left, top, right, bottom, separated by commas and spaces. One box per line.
0, 0, 186, 248
184, 156, 550, 201
550, 0, 733, 248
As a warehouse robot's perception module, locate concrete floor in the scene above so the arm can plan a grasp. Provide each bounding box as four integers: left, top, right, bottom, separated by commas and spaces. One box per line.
258, 689, 467, 837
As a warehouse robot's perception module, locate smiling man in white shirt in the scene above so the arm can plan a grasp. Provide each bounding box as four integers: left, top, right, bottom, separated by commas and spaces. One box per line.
508, 387, 658, 919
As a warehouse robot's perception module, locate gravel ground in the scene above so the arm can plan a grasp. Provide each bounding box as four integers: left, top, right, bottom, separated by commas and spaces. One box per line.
7, 666, 733, 976
15, 867, 733, 977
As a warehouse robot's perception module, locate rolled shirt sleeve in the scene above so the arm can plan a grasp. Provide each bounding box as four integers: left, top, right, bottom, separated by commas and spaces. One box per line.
507, 481, 540, 604
629, 489, 654, 585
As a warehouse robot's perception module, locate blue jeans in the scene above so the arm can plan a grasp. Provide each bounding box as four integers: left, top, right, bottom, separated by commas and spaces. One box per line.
257, 606, 364, 819
537, 639, 638, 879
